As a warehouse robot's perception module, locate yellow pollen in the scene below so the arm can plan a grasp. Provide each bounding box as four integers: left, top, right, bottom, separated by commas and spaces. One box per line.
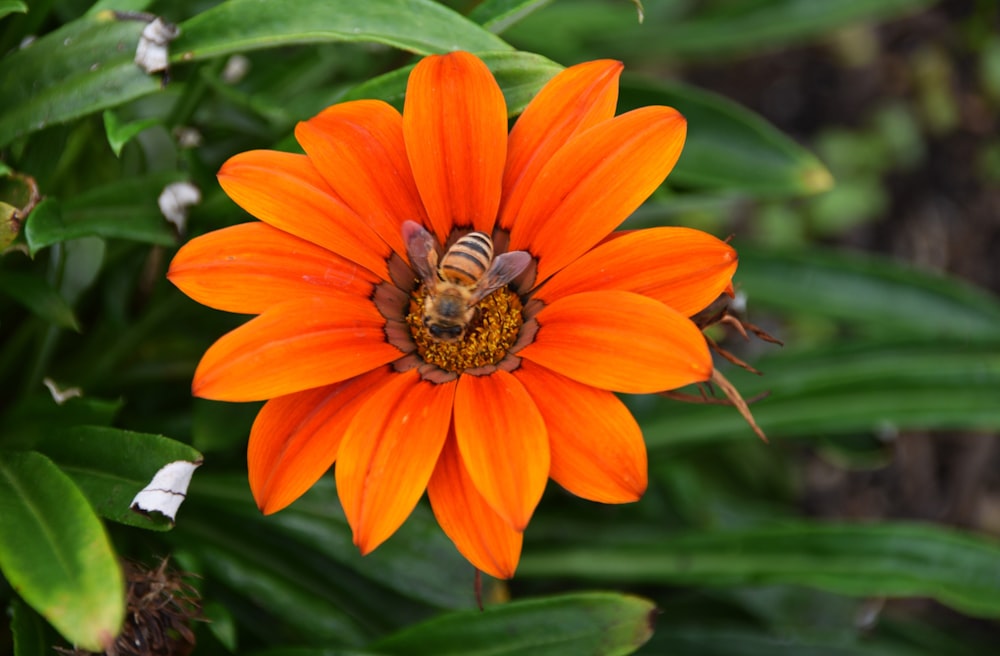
407, 286, 523, 373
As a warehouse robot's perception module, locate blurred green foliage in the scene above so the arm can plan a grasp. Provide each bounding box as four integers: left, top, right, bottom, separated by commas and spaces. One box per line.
1, 0, 999, 654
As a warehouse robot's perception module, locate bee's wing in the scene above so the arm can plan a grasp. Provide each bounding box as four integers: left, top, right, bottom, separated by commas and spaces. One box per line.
402, 220, 439, 284
469, 250, 531, 303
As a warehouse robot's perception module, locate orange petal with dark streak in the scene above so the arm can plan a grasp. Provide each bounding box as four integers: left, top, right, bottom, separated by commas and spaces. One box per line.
296, 100, 427, 258
193, 295, 402, 402
453, 371, 548, 531
509, 107, 686, 282
168, 222, 378, 315
336, 369, 456, 554
499, 59, 622, 230
518, 290, 711, 393
535, 227, 738, 317
515, 360, 647, 503
403, 51, 507, 241
249, 367, 392, 515
428, 434, 523, 580
218, 150, 390, 280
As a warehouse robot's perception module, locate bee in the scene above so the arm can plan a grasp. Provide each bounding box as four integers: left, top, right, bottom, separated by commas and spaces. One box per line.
403, 221, 531, 342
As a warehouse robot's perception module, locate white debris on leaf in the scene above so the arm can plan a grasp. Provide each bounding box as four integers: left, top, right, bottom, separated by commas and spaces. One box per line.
222, 54, 251, 84
131, 460, 202, 523
134, 17, 180, 74
43, 377, 82, 404
158, 181, 201, 234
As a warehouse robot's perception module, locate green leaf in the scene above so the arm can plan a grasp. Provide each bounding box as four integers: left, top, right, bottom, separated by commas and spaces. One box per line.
519, 523, 1000, 619
342, 50, 560, 117
173, 0, 512, 64
184, 474, 477, 612
642, 339, 1000, 447
374, 592, 655, 656
0, 450, 124, 651
10, 598, 49, 656
634, 0, 936, 59
0, 0, 27, 21
0, 270, 80, 330
24, 173, 182, 254
102, 109, 159, 157
0, 11, 161, 148
29, 426, 203, 531
468, 0, 554, 34
1, 395, 122, 449
735, 244, 1000, 338
620, 78, 832, 196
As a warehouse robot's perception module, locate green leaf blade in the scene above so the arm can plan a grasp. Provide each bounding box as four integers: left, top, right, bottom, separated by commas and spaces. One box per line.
374, 592, 656, 656
32, 426, 203, 531
519, 523, 1000, 619
174, 0, 512, 63
621, 78, 832, 196
0, 11, 161, 148
0, 450, 124, 651
0, 270, 80, 330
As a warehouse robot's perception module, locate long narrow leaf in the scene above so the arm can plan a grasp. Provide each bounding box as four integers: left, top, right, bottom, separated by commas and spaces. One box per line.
173, 0, 512, 63
519, 523, 1000, 618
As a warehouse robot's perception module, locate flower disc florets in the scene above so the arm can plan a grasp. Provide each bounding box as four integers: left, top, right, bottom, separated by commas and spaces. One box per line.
407, 285, 523, 373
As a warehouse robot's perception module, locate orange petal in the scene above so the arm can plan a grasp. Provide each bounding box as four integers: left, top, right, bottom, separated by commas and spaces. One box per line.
168, 222, 379, 315
515, 360, 646, 503
518, 290, 711, 393
453, 370, 548, 531
193, 295, 402, 402
295, 100, 428, 259
218, 150, 390, 280
249, 367, 392, 514
499, 59, 622, 230
336, 369, 456, 554
403, 51, 507, 241
534, 227, 737, 317
509, 107, 686, 282
428, 434, 523, 579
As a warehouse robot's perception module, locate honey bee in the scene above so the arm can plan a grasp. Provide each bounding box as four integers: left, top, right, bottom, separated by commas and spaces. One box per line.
403, 221, 531, 342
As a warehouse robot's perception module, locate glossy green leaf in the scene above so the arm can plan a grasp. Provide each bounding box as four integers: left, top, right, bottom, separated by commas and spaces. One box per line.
173, 0, 511, 64
646, 625, 929, 656
0, 11, 160, 148
29, 426, 202, 531
374, 592, 655, 656
342, 50, 560, 117
24, 173, 182, 254
0, 270, 80, 330
735, 244, 1000, 337
0, 450, 124, 651
520, 523, 1000, 618
0, 0, 26, 20
642, 339, 1000, 447
468, 0, 554, 33
620, 78, 832, 196
102, 109, 159, 157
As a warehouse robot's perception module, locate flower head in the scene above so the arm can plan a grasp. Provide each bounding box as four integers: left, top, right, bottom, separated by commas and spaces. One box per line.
168, 52, 737, 578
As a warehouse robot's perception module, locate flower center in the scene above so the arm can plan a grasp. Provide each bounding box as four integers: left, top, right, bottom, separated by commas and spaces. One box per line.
406, 285, 523, 373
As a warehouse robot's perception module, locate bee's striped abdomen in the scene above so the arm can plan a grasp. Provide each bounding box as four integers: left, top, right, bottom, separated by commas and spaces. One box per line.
439, 232, 494, 286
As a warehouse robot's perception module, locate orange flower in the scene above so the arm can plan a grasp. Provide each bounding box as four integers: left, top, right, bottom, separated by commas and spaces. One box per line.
168, 52, 737, 579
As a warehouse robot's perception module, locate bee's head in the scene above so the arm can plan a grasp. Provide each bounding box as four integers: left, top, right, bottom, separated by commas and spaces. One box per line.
426, 321, 465, 342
